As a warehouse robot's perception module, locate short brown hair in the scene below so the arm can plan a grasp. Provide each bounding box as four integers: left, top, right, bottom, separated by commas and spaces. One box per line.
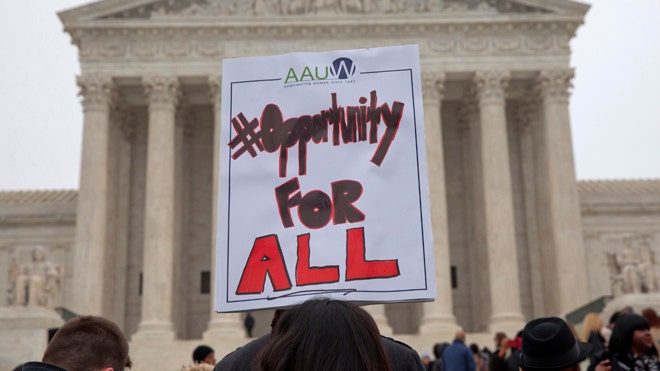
43, 316, 132, 371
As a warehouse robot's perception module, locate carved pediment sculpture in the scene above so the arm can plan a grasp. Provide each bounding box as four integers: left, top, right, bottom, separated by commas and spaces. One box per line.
95, 0, 554, 19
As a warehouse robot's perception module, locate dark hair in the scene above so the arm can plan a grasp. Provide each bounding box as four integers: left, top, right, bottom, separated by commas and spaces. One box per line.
433, 342, 449, 358
43, 316, 132, 371
609, 313, 650, 356
256, 298, 391, 371
470, 343, 480, 354
193, 345, 214, 363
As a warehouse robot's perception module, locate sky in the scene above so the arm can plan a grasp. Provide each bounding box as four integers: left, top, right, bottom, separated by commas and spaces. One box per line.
0, 0, 658, 191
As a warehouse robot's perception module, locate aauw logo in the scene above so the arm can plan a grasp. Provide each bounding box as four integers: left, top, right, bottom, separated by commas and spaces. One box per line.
330, 57, 356, 79
284, 57, 357, 83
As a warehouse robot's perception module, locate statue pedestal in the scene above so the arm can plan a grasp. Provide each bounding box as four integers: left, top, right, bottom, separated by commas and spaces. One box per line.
0, 307, 63, 370
601, 293, 660, 323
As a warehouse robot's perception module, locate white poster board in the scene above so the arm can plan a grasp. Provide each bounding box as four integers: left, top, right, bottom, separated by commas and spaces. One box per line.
215, 45, 436, 312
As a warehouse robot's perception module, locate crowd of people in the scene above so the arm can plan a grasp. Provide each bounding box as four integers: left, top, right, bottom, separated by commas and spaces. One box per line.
11, 302, 660, 371
418, 306, 660, 371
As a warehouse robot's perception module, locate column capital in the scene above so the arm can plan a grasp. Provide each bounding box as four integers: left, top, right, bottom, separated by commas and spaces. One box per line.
472, 70, 510, 105
422, 72, 446, 103
535, 69, 574, 103
143, 75, 180, 108
77, 74, 115, 111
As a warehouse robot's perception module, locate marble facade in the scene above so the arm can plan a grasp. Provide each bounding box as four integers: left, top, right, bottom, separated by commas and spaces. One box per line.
2, 0, 660, 369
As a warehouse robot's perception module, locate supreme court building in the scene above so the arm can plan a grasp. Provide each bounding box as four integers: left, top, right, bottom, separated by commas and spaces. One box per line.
1, 0, 660, 369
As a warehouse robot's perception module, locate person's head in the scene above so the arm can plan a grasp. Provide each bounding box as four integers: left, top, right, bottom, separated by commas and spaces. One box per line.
511, 317, 592, 371
609, 313, 654, 357
455, 330, 466, 343
192, 345, 216, 365
421, 353, 431, 365
609, 311, 622, 329
494, 332, 508, 347
580, 312, 603, 342
433, 342, 449, 359
642, 308, 660, 328
470, 343, 480, 355
256, 298, 391, 371
42, 315, 131, 371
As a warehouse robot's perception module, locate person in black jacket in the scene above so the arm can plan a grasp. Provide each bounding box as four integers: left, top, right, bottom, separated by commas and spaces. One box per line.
511, 317, 593, 371
215, 301, 424, 371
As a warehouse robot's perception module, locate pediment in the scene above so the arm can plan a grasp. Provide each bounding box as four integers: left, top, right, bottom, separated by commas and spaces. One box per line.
59, 0, 589, 24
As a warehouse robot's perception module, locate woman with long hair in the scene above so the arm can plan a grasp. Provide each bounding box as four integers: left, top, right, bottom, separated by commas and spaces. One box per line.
608, 313, 659, 371
582, 312, 607, 367
256, 298, 392, 371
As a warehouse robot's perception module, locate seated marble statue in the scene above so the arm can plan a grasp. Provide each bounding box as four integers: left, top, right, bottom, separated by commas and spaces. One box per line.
9, 246, 62, 308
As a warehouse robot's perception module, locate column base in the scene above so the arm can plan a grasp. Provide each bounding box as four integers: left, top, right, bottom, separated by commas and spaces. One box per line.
132, 320, 176, 341
488, 312, 526, 337
203, 313, 245, 341
419, 314, 460, 339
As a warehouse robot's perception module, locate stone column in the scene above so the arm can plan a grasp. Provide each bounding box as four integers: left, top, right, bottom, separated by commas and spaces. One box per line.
72, 74, 116, 316
419, 72, 459, 337
473, 71, 525, 334
534, 70, 589, 314
515, 99, 546, 317
134, 75, 180, 339
112, 99, 136, 329
203, 76, 246, 343
460, 95, 490, 330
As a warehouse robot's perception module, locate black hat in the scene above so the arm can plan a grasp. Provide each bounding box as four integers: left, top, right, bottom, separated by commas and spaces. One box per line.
511, 317, 593, 369
192, 345, 214, 363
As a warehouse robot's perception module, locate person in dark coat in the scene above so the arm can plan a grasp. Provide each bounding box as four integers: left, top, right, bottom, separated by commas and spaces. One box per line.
441, 331, 476, 371
430, 342, 450, 371
606, 313, 660, 371
489, 332, 510, 371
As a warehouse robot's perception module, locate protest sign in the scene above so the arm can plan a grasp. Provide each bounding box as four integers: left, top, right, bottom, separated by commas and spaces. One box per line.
215, 45, 436, 312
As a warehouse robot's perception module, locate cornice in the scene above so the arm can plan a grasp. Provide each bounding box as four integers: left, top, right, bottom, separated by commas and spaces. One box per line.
64, 12, 585, 31
69, 20, 576, 63
578, 179, 660, 195
579, 179, 660, 217
0, 190, 78, 205
580, 203, 660, 217
0, 214, 77, 227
